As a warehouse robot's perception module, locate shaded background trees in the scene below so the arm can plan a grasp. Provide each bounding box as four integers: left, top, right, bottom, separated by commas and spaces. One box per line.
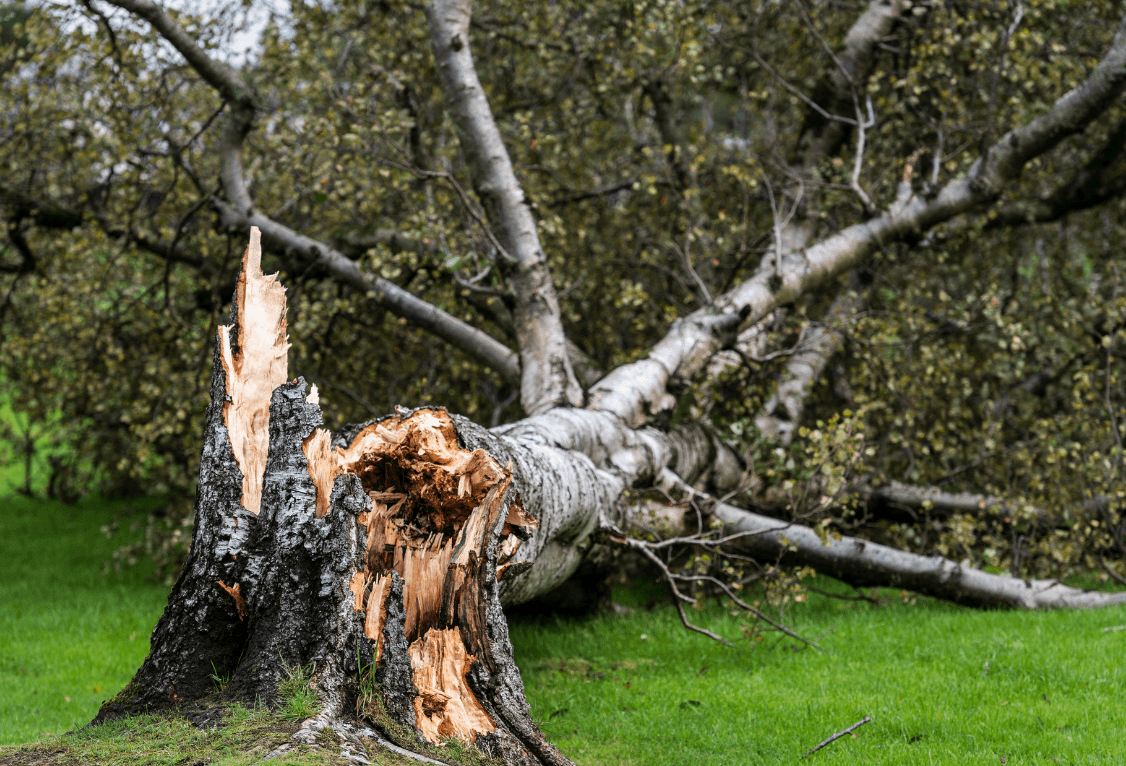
3, 0, 1126, 589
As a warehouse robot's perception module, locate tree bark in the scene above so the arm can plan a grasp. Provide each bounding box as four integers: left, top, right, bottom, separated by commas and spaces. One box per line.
89, 9, 1126, 762
643, 469, 1126, 610
426, 0, 582, 415
101, 224, 1126, 765
97, 229, 582, 765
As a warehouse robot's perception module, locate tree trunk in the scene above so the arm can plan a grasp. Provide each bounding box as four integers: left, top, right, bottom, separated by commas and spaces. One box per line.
97, 227, 1126, 765
96, 230, 577, 766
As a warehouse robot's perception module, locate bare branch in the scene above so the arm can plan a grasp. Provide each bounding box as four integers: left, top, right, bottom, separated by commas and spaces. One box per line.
654, 469, 1126, 609
802, 716, 872, 758
101, 0, 255, 115
687, 0, 907, 428
791, 0, 910, 168
756, 286, 865, 444
986, 115, 1126, 228
426, 0, 582, 414
859, 480, 1053, 523
0, 182, 215, 272
213, 199, 520, 383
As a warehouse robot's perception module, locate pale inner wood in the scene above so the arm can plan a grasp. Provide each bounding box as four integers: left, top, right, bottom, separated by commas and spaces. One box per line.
218, 227, 290, 516
409, 627, 495, 744
302, 425, 337, 518
339, 409, 541, 743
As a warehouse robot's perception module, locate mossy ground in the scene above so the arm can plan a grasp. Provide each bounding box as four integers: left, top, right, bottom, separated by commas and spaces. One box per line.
0, 703, 468, 765
3, 493, 1126, 764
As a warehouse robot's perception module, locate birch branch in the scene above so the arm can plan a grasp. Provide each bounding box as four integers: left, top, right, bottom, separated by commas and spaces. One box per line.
755, 287, 864, 444
791, 0, 909, 168
986, 115, 1126, 228
589, 14, 1126, 427
698, 0, 905, 428
103, 0, 521, 385
426, 0, 582, 414
651, 469, 1126, 609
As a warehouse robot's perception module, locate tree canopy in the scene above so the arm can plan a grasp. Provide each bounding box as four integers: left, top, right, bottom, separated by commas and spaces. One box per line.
4, 0, 1126, 587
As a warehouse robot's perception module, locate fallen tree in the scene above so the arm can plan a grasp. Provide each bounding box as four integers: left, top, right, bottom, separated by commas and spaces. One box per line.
98, 223, 1126, 764
8, 0, 1125, 763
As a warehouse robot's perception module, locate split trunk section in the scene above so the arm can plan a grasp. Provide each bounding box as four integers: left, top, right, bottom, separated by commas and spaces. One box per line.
96, 229, 572, 766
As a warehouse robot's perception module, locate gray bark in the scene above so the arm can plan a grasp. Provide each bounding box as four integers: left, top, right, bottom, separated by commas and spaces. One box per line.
647, 469, 1126, 610
90, 8, 1126, 764
93, 297, 252, 721
755, 287, 864, 444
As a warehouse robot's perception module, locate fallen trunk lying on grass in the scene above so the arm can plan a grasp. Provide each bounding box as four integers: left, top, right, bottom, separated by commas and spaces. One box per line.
96, 230, 1126, 766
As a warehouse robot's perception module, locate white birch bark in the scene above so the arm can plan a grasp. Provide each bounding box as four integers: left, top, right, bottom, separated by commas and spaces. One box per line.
426, 0, 583, 415
755, 287, 863, 443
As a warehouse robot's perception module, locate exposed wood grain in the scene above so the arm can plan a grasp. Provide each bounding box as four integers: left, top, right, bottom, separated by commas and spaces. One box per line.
409, 627, 496, 744
218, 227, 290, 515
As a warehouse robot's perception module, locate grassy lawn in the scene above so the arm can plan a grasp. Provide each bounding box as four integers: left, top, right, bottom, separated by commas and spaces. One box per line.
0, 494, 168, 744
2, 492, 1126, 764
510, 586, 1126, 764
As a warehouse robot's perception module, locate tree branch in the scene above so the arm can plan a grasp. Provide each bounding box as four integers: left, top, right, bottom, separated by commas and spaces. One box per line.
426, 0, 582, 414
588, 15, 1126, 427
652, 469, 1126, 609
858, 480, 1052, 523
986, 115, 1126, 228
103, 0, 521, 385
699, 0, 906, 430
755, 286, 864, 444
791, 0, 909, 168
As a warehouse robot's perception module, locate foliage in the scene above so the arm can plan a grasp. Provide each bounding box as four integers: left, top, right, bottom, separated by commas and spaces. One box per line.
2, 0, 1126, 584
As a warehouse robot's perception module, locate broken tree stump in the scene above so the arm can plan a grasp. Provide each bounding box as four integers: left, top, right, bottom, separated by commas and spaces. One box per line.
95, 228, 573, 766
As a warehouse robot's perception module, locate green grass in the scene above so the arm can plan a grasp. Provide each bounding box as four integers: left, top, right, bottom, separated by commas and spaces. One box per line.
0, 494, 168, 744
3, 492, 1126, 764
509, 584, 1126, 765
277, 662, 321, 723
0, 704, 437, 765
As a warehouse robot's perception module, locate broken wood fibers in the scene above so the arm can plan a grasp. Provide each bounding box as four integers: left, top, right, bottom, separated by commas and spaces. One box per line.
314, 410, 538, 744
214, 227, 537, 745
218, 227, 290, 517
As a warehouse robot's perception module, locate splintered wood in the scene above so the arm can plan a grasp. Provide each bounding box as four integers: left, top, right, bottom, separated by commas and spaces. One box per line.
303, 424, 337, 518
216, 580, 248, 621
219, 227, 290, 516
213, 231, 535, 748
341, 409, 537, 744
409, 627, 495, 743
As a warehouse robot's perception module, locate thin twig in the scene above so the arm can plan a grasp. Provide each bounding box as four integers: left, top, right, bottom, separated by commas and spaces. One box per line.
628, 540, 734, 646
675, 599, 734, 647
409, 168, 515, 263
763, 172, 785, 282
802, 716, 872, 757
849, 96, 876, 214
750, 49, 857, 127
671, 571, 826, 652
